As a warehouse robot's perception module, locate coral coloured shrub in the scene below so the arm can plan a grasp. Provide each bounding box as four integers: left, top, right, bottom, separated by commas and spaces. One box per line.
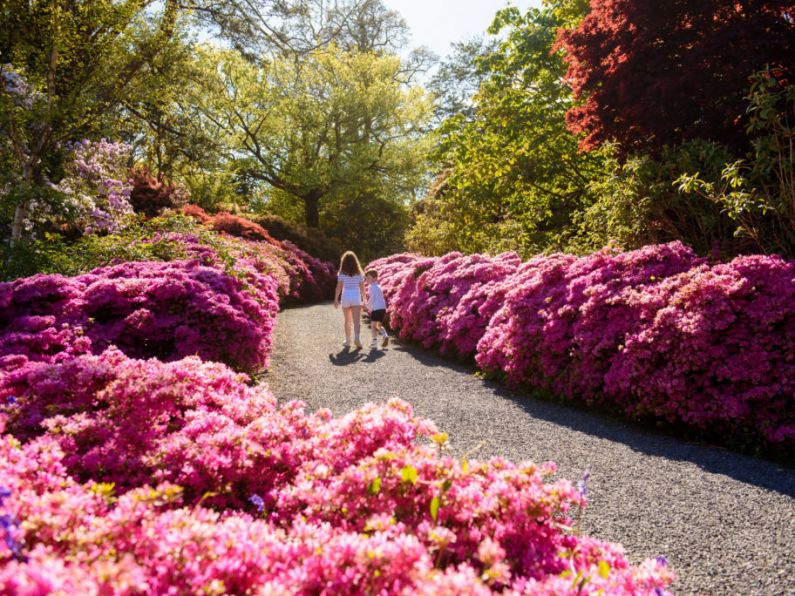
129, 168, 189, 216
0, 350, 675, 594
369, 243, 795, 447
209, 212, 281, 244
0, 259, 278, 372
180, 203, 211, 223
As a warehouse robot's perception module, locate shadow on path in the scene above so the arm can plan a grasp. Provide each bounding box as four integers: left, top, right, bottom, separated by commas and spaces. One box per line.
391, 344, 795, 499
328, 348, 363, 366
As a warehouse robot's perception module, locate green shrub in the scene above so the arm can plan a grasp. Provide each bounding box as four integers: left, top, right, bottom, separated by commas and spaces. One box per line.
319, 193, 409, 262
0, 214, 197, 281
567, 143, 742, 256
677, 73, 795, 257
248, 213, 342, 262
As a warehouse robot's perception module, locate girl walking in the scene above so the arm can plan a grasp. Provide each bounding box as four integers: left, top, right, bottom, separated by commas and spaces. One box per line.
334, 251, 366, 349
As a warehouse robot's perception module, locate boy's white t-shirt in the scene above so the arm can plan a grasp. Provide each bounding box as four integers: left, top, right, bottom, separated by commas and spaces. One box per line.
368, 282, 386, 311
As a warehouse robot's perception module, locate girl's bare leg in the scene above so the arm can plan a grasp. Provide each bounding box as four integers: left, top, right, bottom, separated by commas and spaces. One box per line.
343, 308, 353, 343
351, 306, 362, 342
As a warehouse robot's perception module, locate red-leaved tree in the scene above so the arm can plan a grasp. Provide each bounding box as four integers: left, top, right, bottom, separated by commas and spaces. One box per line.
556, 0, 795, 154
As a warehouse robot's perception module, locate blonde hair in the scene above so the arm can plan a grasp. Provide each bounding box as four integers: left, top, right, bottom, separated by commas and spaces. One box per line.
339, 251, 363, 276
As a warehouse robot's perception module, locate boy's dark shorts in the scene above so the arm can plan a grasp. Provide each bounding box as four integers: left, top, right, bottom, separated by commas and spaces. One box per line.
370, 309, 386, 323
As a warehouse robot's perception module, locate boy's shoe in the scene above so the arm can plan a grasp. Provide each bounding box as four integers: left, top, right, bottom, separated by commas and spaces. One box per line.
381, 335, 389, 347
342, 340, 351, 348
370, 338, 378, 348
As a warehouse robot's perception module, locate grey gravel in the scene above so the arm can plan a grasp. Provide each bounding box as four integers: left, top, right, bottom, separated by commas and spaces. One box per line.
266, 303, 795, 596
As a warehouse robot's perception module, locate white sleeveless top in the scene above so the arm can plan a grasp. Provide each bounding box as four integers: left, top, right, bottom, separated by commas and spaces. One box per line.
338, 273, 363, 296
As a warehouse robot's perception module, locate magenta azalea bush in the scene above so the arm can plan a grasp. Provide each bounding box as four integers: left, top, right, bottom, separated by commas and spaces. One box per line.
166, 229, 336, 305
0, 259, 279, 372
196, 211, 337, 304
369, 243, 795, 446
0, 349, 674, 593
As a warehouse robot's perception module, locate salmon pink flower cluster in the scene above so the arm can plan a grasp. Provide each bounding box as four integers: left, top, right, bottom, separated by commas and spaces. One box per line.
0, 348, 674, 593
369, 243, 795, 446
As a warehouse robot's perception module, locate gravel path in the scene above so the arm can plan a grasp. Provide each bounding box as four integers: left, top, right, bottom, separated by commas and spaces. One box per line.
266, 303, 795, 595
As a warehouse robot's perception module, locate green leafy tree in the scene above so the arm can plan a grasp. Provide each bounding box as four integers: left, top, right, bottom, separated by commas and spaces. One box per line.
0, 0, 184, 241
196, 45, 432, 231
189, 0, 411, 57
677, 72, 795, 256
412, 0, 609, 256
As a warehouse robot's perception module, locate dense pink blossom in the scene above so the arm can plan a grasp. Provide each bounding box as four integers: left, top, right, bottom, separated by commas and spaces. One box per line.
0, 259, 278, 372
477, 242, 701, 400
370, 252, 522, 358
369, 243, 795, 446
0, 351, 674, 593
202, 212, 336, 303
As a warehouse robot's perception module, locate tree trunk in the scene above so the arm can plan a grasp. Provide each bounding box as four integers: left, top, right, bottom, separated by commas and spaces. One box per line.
303, 191, 322, 229
10, 164, 33, 243
11, 202, 29, 242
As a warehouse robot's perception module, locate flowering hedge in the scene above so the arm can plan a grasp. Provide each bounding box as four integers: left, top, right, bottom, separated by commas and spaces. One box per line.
182, 209, 337, 303
0, 349, 674, 593
0, 259, 279, 372
368, 243, 795, 447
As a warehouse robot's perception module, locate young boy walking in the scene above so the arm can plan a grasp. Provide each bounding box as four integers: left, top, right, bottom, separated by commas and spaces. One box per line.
364, 269, 389, 348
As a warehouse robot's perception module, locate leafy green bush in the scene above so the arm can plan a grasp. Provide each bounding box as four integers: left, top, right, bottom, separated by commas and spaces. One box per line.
0, 214, 197, 281
677, 73, 795, 257
249, 214, 342, 262
404, 194, 462, 257
567, 143, 743, 256
319, 193, 410, 262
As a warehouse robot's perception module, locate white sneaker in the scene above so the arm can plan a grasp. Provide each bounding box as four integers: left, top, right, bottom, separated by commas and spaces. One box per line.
342, 340, 351, 348
370, 338, 378, 348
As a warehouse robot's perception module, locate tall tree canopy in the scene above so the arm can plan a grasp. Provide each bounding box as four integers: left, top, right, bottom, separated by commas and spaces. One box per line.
195, 45, 432, 229
556, 0, 795, 154
409, 1, 603, 256
187, 0, 392, 57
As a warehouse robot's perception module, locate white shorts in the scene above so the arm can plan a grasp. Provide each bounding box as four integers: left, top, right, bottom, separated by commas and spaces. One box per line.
340, 292, 361, 309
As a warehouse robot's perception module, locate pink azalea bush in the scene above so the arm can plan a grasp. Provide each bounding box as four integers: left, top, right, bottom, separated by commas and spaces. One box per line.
600, 254, 795, 443
201, 211, 336, 303
0, 259, 278, 372
384, 252, 522, 358
170, 229, 336, 305
477, 242, 702, 400
0, 349, 674, 593
369, 243, 795, 447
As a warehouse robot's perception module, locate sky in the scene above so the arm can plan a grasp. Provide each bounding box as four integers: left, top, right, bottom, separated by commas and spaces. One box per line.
383, 0, 544, 59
